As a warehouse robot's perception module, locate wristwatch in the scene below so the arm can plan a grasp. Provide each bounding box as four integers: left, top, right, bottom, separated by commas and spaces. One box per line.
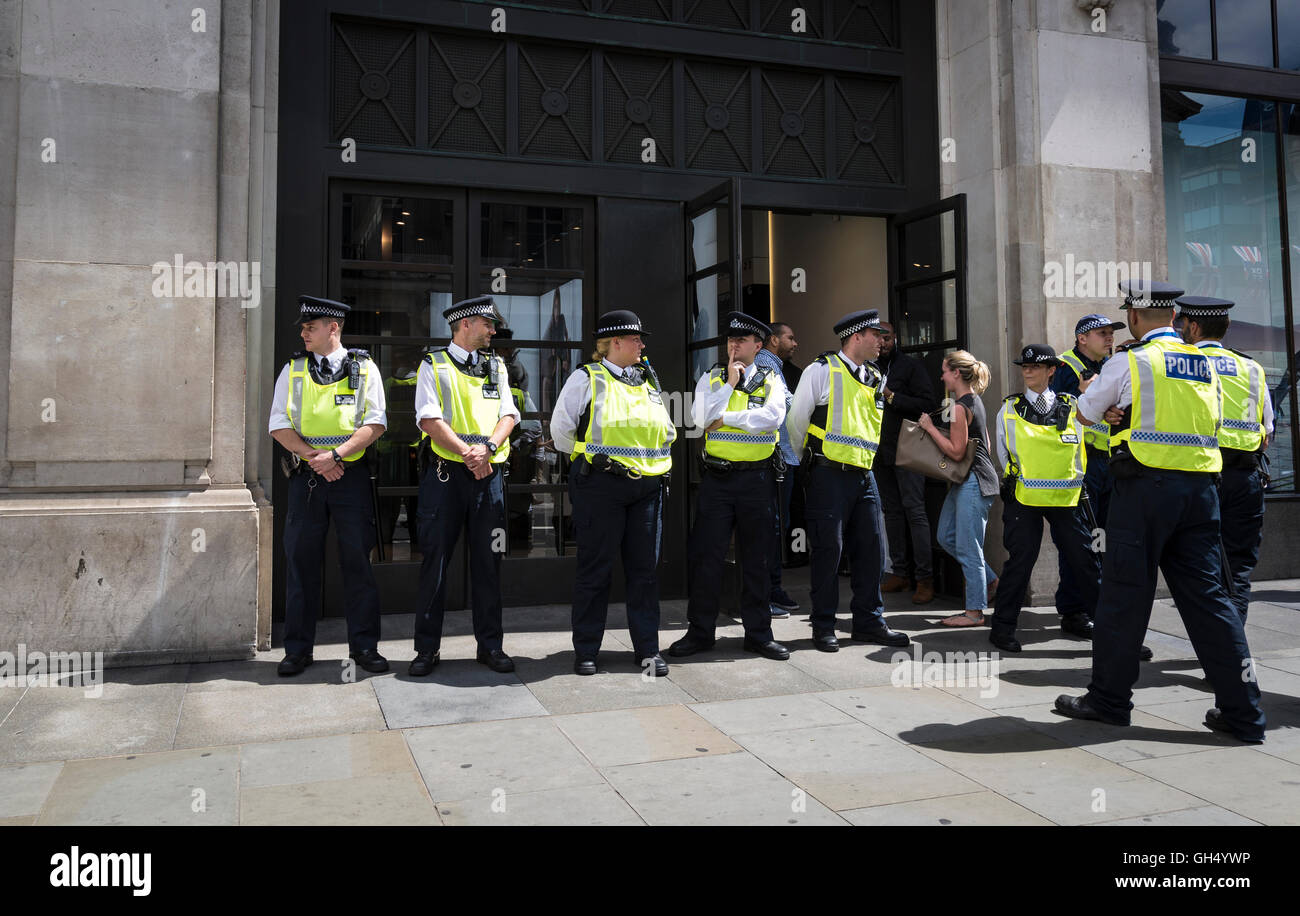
331, 449, 343, 464
485, 440, 498, 456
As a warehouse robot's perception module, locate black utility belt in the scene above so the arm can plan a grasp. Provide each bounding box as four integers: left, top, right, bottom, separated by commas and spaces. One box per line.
575, 454, 668, 482
1109, 453, 1217, 481
699, 453, 781, 474
1220, 449, 1261, 471
806, 452, 870, 474
1084, 444, 1110, 460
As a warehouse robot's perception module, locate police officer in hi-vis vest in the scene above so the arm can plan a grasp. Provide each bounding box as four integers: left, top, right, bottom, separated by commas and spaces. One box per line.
1174, 295, 1274, 620
1055, 280, 1266, 744
668, 312, 791, 662
1049, 313, 1127, 639
990, 344, 1101, 653
409, 296, 519, 677
550, 310, 676, 676
786, 309, 910, 652
269, 296, 388, 677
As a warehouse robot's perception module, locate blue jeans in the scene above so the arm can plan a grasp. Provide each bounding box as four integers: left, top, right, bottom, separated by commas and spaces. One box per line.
935, 474, 997, 610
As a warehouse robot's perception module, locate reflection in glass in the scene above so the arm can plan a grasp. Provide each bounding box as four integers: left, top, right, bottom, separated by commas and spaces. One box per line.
480, 204, 584, 269
900, 211, 955, 281
691, 272, 729, 382
1214, 0, 1274, 67
340, 269, 453, 340
342, 194, 454, 264
689, 206, 729, 271
1156, 0, 1213, 59
1280, 101, 1300, 491
1281, 0, 1300, 70
1162, 88, 1293, 489
897, 281, 954, 348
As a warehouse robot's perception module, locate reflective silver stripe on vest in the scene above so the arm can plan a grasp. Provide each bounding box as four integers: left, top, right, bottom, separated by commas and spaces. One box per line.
585, 444, 673, 459
432, 358, 455, 424
1020, 478, 1083, 490
304, 435, 350, 447
1130, 430, 1218, 447
354, 361, 367, 428
709, 431, 776, 443
588, 369, 608, 447
289, 358, 306, 429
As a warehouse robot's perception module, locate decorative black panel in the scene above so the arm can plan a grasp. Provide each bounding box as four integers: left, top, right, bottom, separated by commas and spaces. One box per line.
332, 22, 418, 145
519, 44, 593, 160
759, 1, 823, 40
834, 74, 899, 184
603, 0, 673, 19
831, 0, 898, 48
429, 33, 507, 155
683, 60, 751, 172
604, 53, 675, 166
684, 0, 750, 31
760, 69, 825, 178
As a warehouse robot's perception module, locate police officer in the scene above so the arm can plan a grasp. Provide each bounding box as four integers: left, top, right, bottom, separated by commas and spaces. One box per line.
1049, 313, 1126, 638
551, 311, 675, 676
1055, 280, 1266, 743
786, 309, 910, 652
1174, 296, 1273, 620
269, 296, 388, 676
990, 344, 1100, 652
668, 312, 790, 661
409, 296, 519, 676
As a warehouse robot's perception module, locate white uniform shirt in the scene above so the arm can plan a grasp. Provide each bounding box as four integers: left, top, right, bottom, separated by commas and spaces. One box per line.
785, 350, 874, 453
550, 358, 645, 456
691, 360, 788, 432
1196, 340, 1275, 436
414, 341, 520, 426
993, 387, 1057, 474
268, 343, 387, 433
1074, 327, 1177, 426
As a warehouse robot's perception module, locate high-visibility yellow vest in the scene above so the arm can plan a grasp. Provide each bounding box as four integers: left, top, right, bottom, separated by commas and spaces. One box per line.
805, 354, 882, 470
286, 352, 374, 462
1110, 333, 1222, 472
572, 362, 675, 476
1196, 342, 1266, 454
1059, 349, 1111, 453
1000, 393, 1087, 507
420, 349, 511, 464
704, 367, 777, 461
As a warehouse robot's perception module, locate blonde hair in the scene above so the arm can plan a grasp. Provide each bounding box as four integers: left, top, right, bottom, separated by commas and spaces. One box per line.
944, 350, 990, 395
591, 338, 612, 362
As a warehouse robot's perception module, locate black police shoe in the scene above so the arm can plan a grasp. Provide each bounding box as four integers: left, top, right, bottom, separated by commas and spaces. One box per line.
1060, 613, 1094, 639
988, 631, 1022, 653
743, 638, 791, 660
1053, 694, 1129, 726
1139, 645, 1154, 661
277, 653, 313, 677
769, 589, 800, 612
408, 652, 440, 677
667, 633, 715, 657
349, 649, 390, 674
812, 631, 840, 653
1204, 708, 1264, 744
477, 648, 516, 673
574, 658, 597, 676
850, 625, 910, 647
636, 654, 669, 677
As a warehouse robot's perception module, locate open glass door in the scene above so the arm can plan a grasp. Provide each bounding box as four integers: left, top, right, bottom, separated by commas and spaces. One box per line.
684, 178, 742, 526
889, 194, 968, 387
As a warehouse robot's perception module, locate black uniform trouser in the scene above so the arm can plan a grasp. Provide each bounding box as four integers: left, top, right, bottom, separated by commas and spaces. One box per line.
1086, 471, 1265, 739
1218, 464, 1265, 621
805, 463, 887, 635
283, 465, 381, 657
414, 460, 506, 654
992, 493, 1099, 637
768, 469, 797, 592
1052, 447, 1111, 617
687, 467, 776, 643
569, 469, 665, 661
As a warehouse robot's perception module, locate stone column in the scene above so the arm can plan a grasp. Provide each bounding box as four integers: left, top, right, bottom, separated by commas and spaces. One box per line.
936, 0, 1166, 601
0, 1, 276, 665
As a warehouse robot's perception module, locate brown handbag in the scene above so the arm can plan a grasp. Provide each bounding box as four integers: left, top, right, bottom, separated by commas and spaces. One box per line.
895, 412, 978, 484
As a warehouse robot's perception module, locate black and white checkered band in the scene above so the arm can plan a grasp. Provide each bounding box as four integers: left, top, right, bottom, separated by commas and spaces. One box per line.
1022, 352, 1055, 363
837, 319, 880, 339
300, 303, 346, 320
1076, 318, 1110, 333
597, 324, 642, 335
445, 303, 496, 323
1123, 297, 1176, 309
1177, 306, 1231, 317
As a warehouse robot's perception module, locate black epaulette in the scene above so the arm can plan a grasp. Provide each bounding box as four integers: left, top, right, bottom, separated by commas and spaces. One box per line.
1057, 391, 1075, 404
815, 350, 836, 365
1004, 392, 1023, 403
1117, 340, 1148, 353
1225, 346, 1256, 362
290, 349, 309, 360
347, 348, 371, 362
421, 346, 447, 364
